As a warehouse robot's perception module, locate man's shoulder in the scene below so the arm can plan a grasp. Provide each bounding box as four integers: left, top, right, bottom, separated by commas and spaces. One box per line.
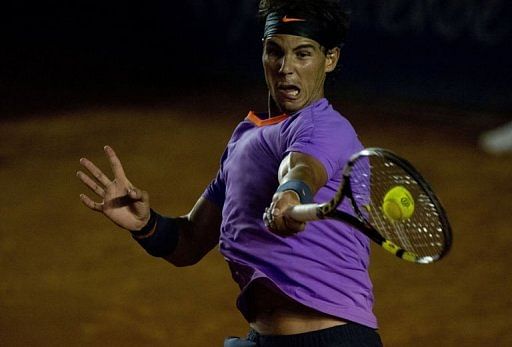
301, 100, 356, 134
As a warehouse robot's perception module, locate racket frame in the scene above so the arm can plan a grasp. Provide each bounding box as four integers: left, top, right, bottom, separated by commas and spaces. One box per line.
288, 148, 452, 264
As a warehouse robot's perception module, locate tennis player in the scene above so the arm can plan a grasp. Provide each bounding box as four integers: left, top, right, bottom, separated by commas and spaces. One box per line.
77, 0, 383, 346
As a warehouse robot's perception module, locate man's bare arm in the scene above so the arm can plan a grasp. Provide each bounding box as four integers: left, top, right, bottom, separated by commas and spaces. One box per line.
164, 197, 221, 267
77, 146, 221, 266
265, 151, 328, 236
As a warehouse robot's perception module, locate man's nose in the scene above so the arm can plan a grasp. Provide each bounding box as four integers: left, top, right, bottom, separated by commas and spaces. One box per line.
278, 55, 293, 74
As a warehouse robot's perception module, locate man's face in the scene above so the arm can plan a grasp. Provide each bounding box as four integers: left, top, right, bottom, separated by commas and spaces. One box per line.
262, 34, 339, 114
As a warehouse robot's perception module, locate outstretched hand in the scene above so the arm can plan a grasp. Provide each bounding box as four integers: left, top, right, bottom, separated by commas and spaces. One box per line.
263, 190, 306, 237
77, 146, 151, 232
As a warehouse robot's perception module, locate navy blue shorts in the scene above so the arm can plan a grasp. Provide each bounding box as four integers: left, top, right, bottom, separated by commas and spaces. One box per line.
225, 323, 383, 347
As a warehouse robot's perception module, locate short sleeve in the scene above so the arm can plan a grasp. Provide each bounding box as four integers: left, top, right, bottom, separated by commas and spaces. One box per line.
202, 138, 231, 208
286, 110, 363, 179
202, 169, 226, 208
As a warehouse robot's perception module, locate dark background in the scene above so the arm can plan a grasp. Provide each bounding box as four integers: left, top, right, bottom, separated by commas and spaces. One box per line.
2, 0, 511, 116
1, 2, 512, 346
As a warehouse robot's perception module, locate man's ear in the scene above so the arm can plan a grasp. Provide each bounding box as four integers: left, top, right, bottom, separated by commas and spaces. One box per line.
324, 47, 340, 73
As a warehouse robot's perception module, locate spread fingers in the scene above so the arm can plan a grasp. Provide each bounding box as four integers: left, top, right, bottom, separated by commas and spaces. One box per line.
104, 146, 128, 182
79, 193, 103, 212
77, 170, 106, 198
79, 157, 112, 187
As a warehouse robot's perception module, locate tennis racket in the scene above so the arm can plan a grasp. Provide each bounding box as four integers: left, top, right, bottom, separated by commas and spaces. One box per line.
287, 147, 452, 264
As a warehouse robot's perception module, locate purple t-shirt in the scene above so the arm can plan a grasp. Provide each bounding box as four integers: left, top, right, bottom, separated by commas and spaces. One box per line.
203, 98, 377, 328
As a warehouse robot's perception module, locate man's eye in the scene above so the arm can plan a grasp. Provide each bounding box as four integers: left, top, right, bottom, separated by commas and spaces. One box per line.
297, 51, 312, 58
267, 49, 281, 57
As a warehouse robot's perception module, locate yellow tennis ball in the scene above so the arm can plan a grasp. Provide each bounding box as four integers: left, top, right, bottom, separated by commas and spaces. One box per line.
382, 186, 415, 221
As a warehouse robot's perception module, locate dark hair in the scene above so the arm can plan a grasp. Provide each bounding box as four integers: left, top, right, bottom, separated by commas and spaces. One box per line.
258, 0, 350, 50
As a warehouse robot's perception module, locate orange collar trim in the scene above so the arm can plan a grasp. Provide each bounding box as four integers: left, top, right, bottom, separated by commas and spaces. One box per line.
246, 111, 289, 127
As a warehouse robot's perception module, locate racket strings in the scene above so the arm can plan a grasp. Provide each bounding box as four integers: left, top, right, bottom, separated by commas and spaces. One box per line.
349, 155, 447, 259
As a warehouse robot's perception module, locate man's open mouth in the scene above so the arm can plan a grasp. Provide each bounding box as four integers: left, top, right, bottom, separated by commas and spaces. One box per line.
277, 84, 300, 99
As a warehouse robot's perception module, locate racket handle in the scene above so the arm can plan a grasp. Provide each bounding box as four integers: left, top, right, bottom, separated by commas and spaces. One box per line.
286, 203, 320, 222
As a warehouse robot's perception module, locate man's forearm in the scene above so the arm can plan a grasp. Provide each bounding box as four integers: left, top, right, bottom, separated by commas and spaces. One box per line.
278, 152, 328, 194
163, 216, 215, 267
164, 198, 222, 267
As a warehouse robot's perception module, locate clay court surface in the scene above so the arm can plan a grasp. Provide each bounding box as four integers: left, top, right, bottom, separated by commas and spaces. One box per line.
1, 87, 511, 346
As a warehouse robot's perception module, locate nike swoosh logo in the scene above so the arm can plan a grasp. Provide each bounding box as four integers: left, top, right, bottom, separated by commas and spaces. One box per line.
281, 15, 306, 23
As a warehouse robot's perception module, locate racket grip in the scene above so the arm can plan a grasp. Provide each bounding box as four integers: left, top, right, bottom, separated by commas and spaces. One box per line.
286, 203, 320, 222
